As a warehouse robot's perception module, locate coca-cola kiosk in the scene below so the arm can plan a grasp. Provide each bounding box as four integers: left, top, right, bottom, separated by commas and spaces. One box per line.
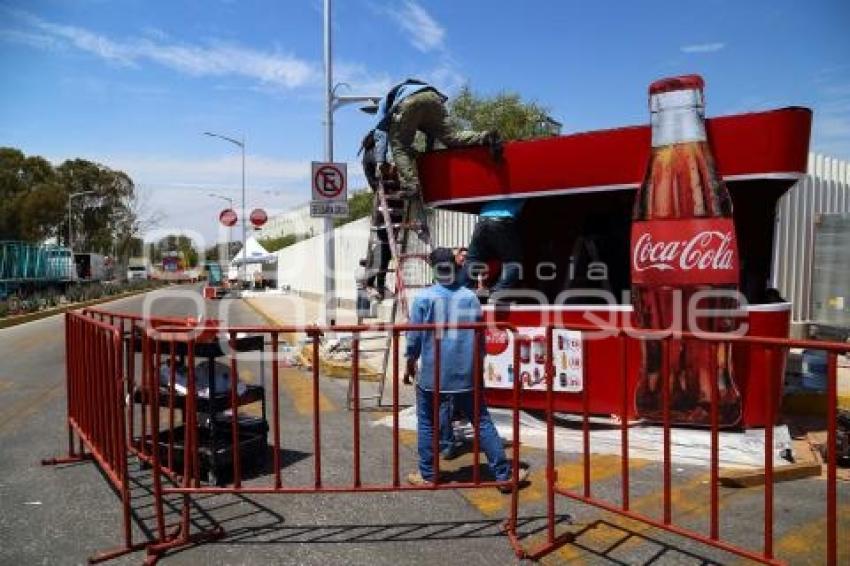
418, 76, 812, 429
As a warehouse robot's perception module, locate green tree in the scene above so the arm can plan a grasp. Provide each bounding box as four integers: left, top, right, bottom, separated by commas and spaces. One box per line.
56, 159, 135, 253
0, 147, 143, 256
449, 86, 561, 141
0, 148, 64, 241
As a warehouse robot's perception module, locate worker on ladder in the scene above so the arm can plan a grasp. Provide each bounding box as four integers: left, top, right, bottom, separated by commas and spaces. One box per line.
359, 129, 396, 301
370, 78, 504, 244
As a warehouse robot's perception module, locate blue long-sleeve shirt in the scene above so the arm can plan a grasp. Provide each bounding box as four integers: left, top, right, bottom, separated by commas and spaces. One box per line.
405, 283, 482, 393
373, 80, 437, 164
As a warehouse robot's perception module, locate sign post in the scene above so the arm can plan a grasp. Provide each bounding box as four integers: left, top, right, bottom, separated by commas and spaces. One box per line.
310, 162, 349, 218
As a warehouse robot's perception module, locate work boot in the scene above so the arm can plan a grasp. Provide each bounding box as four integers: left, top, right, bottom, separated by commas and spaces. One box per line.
407, 471, 440, 486
497, 466, 530, 494
484, 130, 504, 162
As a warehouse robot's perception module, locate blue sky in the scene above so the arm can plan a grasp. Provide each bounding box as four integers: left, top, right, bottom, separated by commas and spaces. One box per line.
1, 0, 848, 246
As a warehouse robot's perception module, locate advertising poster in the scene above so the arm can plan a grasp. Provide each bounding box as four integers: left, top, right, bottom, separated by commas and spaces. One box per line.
484, 327, 583, 392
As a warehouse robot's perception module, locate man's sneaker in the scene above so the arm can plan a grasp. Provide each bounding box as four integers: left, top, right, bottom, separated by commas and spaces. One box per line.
497, 466, 530, 494
440, 444, 459, 461
407, 471, 438, 486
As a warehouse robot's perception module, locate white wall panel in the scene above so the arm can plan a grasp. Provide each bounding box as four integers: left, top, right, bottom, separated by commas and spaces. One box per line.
772, 153, 850, 322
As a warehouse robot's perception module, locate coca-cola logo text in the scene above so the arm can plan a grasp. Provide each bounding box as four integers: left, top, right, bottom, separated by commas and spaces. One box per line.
633, 230, 735, 273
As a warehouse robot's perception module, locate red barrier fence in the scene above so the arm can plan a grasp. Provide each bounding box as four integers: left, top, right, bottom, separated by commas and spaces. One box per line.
44, 306, 846, 564
506, 322, 848, 564
41, 312, 145, 562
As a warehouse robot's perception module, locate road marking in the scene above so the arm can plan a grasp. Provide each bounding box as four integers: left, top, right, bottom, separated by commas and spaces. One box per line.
765, 504, 850, 565
461, 454, 652, 518
279, 367, 336, 415
529, 471, 720, 563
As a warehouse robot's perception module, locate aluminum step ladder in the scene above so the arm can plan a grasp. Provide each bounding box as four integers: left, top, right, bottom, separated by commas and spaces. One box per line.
347, 179, 431, 410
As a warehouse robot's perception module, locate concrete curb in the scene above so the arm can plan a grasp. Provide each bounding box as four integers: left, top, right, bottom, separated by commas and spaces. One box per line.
242, 297, 285, 327
0, 286, 164, 330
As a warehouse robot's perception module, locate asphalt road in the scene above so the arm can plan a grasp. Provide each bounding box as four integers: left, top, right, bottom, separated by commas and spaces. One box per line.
0, 285, 846, 565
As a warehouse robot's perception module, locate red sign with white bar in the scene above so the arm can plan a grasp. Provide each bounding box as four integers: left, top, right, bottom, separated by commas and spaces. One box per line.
249, 208, 268, 227
219, 208, 237, 227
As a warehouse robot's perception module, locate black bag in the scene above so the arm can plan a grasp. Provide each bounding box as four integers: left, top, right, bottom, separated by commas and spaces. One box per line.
359, 130, 379, 191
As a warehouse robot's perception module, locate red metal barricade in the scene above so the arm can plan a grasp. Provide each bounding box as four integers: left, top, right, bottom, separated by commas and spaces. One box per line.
137, 320, 524, 564
505, 323, 848, 565
46, 308, 528, 564
44, 307, 846, 564
42, 312, 146, 562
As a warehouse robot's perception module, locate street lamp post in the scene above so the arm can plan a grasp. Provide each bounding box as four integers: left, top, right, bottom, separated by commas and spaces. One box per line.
204, 132, 246, 291
323, 0, 381, 325
208, 193, 234, 266
67, 190, 95, 250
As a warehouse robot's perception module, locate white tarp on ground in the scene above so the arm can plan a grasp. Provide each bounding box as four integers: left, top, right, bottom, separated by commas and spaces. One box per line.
373, 407, 793, 469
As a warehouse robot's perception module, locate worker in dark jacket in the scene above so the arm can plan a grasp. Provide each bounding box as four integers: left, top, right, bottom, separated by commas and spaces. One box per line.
372, 79, 503, 243
372, 79, 501, 196
462, 198, 527, 299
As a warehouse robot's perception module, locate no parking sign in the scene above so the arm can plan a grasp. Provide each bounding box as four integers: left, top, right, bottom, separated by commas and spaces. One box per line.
310, 161, 349, 218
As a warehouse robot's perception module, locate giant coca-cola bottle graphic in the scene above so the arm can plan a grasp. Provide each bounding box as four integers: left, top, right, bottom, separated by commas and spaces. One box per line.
631, 75, 742, 427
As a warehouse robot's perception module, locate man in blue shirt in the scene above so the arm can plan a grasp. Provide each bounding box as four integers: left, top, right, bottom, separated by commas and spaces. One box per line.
462, 198, 527, 297
404, 248, 528, 490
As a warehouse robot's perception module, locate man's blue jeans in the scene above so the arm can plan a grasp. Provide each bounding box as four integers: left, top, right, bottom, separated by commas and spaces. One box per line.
416, 386, 511, 481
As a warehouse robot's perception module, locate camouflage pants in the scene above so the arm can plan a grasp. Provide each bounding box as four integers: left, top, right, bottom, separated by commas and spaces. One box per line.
388, 90, 488, 194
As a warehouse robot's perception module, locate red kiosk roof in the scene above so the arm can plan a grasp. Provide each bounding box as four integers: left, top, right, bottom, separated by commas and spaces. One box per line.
418, 107, 812, 210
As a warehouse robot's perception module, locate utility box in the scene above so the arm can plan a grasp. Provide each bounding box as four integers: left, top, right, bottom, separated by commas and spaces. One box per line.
810, 214, 850, 341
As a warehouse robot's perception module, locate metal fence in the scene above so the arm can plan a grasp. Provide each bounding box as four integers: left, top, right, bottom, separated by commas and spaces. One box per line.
772, 153, 850, 323
44, 307, 848, 564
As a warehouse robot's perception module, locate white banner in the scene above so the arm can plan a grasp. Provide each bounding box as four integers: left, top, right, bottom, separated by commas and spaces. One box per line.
484, 326, 583, 392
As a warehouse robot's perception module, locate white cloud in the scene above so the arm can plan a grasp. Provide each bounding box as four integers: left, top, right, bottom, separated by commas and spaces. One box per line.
91, 153, 311, 189
0, 28, 61, 50
384, 1, 446, 53
335, 62, 393, 97
680, 42, 726, 54
2, 10, 318, 89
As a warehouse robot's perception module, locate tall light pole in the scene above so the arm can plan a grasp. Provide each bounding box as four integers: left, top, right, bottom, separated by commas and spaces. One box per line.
208, 193, 234, 265
67, 190, 95, 250
204, 132, 246, 290
323, 0, 381, 325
